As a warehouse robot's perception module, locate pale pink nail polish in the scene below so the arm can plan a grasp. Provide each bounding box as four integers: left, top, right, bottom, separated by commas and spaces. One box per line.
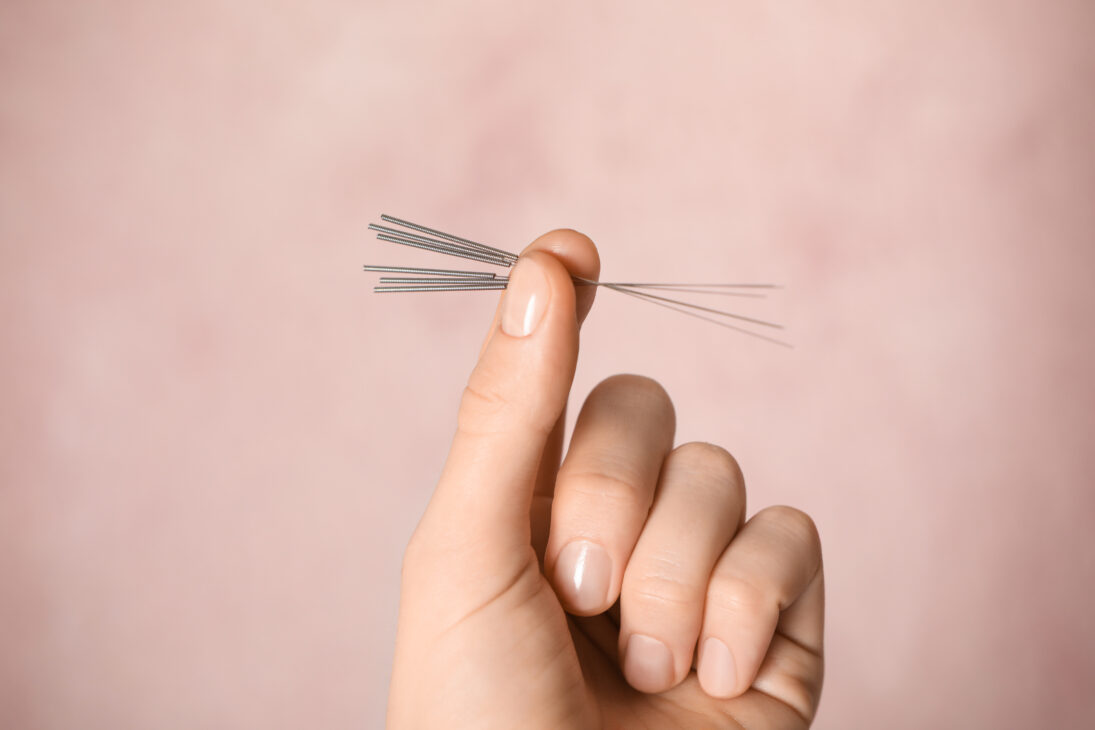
501, 257, 550, 337
553, 540, 611, 613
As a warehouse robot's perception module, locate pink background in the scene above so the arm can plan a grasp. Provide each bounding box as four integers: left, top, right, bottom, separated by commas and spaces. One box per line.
3, 1, 1094, 727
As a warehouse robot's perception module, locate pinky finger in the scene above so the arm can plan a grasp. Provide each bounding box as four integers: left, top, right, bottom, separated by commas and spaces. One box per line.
697, 506, 823, 717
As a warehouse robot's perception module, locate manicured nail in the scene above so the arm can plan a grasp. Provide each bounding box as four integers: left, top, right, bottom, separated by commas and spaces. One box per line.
553, 540, 612, 613
623, 634, 673, 692
698, 637, 737, 698
501, 256, 550, 337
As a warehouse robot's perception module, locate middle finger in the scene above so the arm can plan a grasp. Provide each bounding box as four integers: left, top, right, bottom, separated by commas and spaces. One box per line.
619, 442, 746, 693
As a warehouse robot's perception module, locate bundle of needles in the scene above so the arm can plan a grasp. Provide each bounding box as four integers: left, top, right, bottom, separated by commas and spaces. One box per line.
364, 214, 790, 347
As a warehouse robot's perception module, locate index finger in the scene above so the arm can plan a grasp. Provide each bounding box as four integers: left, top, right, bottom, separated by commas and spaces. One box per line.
427, 229, 600, 554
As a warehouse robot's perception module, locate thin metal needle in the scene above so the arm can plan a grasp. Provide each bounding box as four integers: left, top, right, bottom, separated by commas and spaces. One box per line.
606, 284, 793, 348
367, 276, 780, 327
365, 216, 789, 344
375, 283, 508, 292
380, 214, 519, 263
586, 283, 766, 299
591, 282, 781, 289
370, 225, 514, 267
363, 265, 496, 279
378, 277, 508, 284
376, 233, 513, 267
574, 276, 783, 329
368, 223, 502, 260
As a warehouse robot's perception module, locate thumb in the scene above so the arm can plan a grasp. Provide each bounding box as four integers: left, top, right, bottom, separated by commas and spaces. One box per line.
424, 237, 589, 552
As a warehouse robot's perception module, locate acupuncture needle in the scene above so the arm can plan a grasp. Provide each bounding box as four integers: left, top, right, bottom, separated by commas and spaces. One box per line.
363, 215, 788, 342
379, 214, 518, 264
368, 223, 512, 264
363, 265, 497, 279
604, 283, 794, 348
371, 273, 762, 298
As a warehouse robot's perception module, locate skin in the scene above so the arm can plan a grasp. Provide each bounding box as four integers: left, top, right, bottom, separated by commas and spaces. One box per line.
387, 231, 824, 729
2, 3, 1092, 728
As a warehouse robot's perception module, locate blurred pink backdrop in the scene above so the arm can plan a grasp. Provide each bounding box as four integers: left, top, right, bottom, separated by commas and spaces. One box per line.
2, 1, 1094, 728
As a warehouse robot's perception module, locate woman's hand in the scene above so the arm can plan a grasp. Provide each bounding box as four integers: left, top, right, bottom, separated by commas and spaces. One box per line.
387, 231, 824, 729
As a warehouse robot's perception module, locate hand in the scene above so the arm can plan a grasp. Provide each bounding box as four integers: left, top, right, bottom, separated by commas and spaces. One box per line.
387, 231, 824, 729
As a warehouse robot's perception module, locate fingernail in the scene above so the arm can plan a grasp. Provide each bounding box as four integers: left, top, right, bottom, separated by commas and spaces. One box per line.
553, 540, 612, 613
501, 256, 550, 337
623, 634, 674, 692
698, 637, 737, 698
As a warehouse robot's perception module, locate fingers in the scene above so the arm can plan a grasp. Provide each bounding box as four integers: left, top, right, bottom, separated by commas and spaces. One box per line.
617, 443, 746, 693
427, 230, 598, 552
697, 505, 823, 715
544, 375, 676, 615
527, 233, 600, 560
527, 229, 600, 327
560, 418, 824, 706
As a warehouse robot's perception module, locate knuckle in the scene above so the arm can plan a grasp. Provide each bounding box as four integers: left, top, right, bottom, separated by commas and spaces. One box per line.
707, 574, 776, 618
458, 363, 559, 437
625, 554, 701, 611
458, 377, 510, 427
564, 470, 649, 509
